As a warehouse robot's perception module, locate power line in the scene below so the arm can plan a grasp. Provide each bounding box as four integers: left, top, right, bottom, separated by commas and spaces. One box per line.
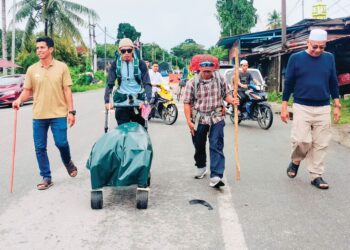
287, 0, 301, 19
96, 23, 116, 42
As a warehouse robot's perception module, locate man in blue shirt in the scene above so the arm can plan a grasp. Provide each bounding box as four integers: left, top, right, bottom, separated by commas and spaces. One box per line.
281, 29, 341, 189
104, 38, 151, 127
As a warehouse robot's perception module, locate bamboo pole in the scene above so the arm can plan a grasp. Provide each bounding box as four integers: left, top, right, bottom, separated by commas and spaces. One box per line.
10, 109, 18, 192
232, 46, 241, 180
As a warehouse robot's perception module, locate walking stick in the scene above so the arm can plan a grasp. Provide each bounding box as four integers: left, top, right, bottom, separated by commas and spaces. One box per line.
232, 47, 241, 180
104, 93, 113, 133
104, 107, 108, 133
10, 109, 18, 193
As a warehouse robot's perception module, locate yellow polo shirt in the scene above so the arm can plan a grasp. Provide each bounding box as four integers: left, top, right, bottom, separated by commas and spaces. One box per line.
24, 59, 73, 119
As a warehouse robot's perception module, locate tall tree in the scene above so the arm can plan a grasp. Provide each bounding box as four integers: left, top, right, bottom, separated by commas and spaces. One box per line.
216, 0, 257, 37
171, 39, 205, 62
267, 10, 281, 30
1, 0, 8, 69
206, 46, 228, 61
14, 0, 99, 46
142, 42, 170, 63
116, 23, 141, 43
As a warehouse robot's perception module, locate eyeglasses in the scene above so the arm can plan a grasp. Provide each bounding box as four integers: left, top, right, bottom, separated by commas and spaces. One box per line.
120, 48, 133, 54
199, 61, 215, 67
310, 44, 326, 50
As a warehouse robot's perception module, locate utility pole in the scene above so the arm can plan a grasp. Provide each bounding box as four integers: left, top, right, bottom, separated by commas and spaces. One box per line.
11, 0, 16, 75
104, 26, 107, 73
92, 23, 97, 73
2, 0, 8, 75
88, 16, 93, 70
302, 0, 305, 20
281, 0, 287, 49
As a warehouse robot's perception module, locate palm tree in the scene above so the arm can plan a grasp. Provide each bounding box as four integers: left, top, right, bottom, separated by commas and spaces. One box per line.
13, 0, 99, 45
1, 0, 8, 74
267, 10, 281, 30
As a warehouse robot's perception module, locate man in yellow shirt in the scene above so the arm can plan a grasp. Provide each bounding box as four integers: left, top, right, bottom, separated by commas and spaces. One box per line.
12, 37, 77, 190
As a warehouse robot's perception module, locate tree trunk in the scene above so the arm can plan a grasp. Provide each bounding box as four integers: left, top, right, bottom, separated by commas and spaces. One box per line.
44, 20, 48, 36
2, 0, 8, 75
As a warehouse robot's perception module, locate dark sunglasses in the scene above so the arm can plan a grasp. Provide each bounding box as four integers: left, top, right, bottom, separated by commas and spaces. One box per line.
311, 44, 326, 50
120, 48, 133, 54
199, 61, 215, 67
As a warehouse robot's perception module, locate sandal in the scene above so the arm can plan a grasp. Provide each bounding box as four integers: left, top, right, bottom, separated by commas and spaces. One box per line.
65, 160, 78, 177
37, 178, 54, 190
287, 162, 299, 178
311, 177, 329, 189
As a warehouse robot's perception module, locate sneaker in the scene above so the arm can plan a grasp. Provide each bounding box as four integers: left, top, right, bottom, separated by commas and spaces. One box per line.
194, 167, 207, 179
209, 176, 225, 188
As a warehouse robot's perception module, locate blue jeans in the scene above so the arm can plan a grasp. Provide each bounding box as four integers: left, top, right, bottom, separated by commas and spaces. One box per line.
192, 120, 225, 178
33, 118, 71, 179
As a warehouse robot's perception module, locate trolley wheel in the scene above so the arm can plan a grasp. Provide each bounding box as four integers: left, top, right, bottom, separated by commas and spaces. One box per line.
91, 190, 103, 209
136, 188, 149, 209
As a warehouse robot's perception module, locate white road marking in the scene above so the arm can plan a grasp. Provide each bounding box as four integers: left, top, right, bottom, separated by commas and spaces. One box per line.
218, 176, 248, 250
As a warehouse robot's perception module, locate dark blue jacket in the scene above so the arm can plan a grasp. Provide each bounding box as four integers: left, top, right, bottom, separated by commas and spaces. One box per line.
282, 51, 339, 106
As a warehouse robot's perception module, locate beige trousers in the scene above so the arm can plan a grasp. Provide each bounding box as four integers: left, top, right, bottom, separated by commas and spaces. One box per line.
291, 103, 332, 179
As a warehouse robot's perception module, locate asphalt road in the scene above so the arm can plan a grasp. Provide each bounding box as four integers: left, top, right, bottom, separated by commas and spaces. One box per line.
0, 89, 349, 250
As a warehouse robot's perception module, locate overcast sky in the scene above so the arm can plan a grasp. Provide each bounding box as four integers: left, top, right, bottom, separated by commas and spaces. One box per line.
2, 0, 350, 50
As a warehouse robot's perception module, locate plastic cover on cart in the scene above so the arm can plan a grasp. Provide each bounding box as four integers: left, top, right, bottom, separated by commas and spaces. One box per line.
86, 122, 153, 189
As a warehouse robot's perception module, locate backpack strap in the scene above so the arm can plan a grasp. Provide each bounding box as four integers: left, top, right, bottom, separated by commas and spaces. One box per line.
193, 73, 200, 101
115, 51, 142, 85
193, 71, 223, 101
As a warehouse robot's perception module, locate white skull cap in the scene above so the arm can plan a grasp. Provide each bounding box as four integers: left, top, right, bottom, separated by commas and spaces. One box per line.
309, 29, 327, 41
240, 59, 248, 65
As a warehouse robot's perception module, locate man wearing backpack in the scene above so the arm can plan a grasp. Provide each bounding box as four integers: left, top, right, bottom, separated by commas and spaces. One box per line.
104, 38, 151, 127
183, 56, 239, 188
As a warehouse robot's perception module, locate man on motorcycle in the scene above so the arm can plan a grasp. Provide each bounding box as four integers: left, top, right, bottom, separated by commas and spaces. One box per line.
104, 38, 152, 128
184, 56, 239, 188
148, 62, 164, 103
238, 59, 260, 117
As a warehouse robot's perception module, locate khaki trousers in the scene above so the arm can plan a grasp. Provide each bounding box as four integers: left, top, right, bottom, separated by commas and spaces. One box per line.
291, 103, 332, 179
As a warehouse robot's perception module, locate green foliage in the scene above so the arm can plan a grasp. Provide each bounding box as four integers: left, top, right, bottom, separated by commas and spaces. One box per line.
267, 10, 281, 30
337, 98, 350, 124
206, 46, 228, 61
15, 50, 38, 73
267, 91, 283, 103
53, 37, 79, 66
171, 39, 205, 62
116, 23, 141, 42
15, 0, 99, 46
216, 0, 257, 37
71, 82, 104, 93
0, 29, 25, 59
96, 43, 117, 58
142, 42, 170, 63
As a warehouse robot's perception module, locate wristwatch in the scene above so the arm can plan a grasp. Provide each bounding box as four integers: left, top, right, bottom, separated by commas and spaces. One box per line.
68, 110, 76, 116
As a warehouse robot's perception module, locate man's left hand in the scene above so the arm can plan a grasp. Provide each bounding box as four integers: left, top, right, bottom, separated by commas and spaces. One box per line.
333, 107, 341, 123
231, 97, 240, 106
68, 114, 76, 127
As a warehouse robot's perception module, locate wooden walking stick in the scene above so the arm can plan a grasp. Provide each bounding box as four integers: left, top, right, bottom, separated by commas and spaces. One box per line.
10, 109, 18, 193
232, 46, 241, 180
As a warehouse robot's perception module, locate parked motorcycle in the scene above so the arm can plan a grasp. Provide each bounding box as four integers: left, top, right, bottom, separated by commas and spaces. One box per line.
148, 83, 178, 125
226, 82, 273, 130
